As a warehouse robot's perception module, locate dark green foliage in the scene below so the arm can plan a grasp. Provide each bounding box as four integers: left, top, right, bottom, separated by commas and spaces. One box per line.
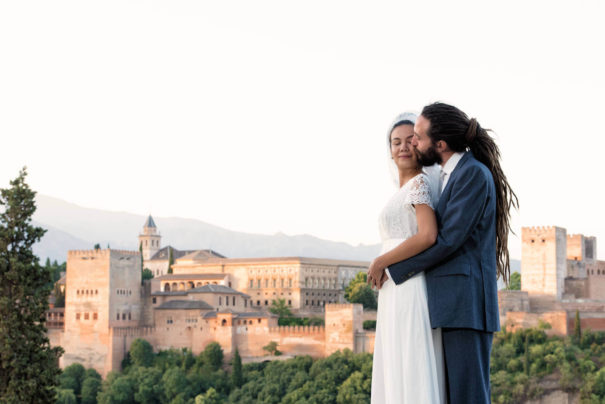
278, 316, 324, 326
93, 243, 101, 250
60, 363, 86, 399
490, 327, 605, 402
56, 389, 77, 404
262, 341, 281, 356
130, 338, 154, 367
231, 348, 243, 388
142, 268, 154, 281
363, 320, 376, 330
53, 282, 65, 307
505, 271, 521, 290
574, 309, 582, 342
168, 247, 174, 274
270, 298, 292, 318
0, 168, 63, 403
71, 326, 605, 404
347, 282, 377, 310
201, 342, 224, 371
81, 376, 102, 404
344, 272, 367, 301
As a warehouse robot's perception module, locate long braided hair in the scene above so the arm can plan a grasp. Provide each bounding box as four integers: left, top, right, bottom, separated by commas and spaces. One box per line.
421, 102, 519, 283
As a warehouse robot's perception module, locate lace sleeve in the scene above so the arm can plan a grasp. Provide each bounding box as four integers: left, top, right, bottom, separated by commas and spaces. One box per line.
406, 174, 434, 209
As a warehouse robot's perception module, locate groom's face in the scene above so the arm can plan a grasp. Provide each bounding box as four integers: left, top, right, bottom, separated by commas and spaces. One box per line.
413, 115, 442, 166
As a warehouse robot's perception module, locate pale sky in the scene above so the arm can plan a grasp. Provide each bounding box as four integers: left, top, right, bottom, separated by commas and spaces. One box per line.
1, 0, 604, 259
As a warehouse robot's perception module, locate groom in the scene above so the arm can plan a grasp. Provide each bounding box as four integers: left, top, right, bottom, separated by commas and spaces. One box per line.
384, 102, 517, 404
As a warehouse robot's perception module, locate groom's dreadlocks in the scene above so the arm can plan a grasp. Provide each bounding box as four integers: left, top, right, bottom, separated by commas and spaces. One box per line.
421, 102, 519, 284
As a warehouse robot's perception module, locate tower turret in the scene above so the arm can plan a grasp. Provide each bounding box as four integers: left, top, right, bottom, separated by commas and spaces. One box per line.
138, 215, 161, 261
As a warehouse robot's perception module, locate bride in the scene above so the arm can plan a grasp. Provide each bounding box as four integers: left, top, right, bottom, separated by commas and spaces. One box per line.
368, 112, 446, 404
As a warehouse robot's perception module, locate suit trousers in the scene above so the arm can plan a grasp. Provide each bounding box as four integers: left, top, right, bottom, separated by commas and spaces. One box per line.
441, 328, 493, 404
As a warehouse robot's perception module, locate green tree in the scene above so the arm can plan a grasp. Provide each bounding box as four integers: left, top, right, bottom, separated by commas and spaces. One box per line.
344, 272, 367, 301
142, 268, 154, 281
574, 309, 582, 342
270, 298, 292, 318
168, 247, 174, 274
56, 389, 77, 404
231, 348, 243, 388
81, 376, 102, 404
195, 387, 221, 404
347, 282, 377, 310
506, 271, 521, 290
0, 168, 63, 403
201, 342, 224, 371
53, 282, 65, 308
60, 363, 86, 400
94, 243, 101, 250
130, 338, 154, 367
262, 341, 281, 356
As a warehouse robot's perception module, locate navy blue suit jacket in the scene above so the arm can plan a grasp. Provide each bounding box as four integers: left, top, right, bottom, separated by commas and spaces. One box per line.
387, 152, 500, 332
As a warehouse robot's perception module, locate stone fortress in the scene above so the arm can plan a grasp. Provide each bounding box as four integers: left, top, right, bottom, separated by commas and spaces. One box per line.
499, 226, 605, 335
47, 219, 605, 378
48, 216, 373, 377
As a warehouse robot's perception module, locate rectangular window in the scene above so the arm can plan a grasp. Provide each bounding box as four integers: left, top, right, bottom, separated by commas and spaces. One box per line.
273, 279, 276, 288
84, 313, 89, 320
93, 313, 98, 320
76, 313, 80, 320
250, 279, 254, 288
257, 279, 261, 288
244, 299, 247, 307
152, 297, 157, 304
265, 279, 268, 288
117, 313, 120, 320
226, 296, 229, 306
281, 279, 284, 288
233, 296, 236, 306
289, 279, 292, 287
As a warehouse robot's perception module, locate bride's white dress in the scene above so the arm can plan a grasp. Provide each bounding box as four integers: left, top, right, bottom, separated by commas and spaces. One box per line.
371, 173, 446, 404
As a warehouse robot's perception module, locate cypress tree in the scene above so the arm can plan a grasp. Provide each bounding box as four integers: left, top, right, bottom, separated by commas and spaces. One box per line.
231, 348, 243, 388
139, 242, 144, 284
168, 247, 174, 274
0, 168, 63, 403
574, 309, 582, 342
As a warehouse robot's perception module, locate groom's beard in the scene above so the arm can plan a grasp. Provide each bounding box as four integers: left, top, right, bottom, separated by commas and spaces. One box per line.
415, 144, 442, 166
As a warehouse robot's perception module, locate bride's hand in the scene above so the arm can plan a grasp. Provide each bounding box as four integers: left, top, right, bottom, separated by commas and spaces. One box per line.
367, 258, 386, 289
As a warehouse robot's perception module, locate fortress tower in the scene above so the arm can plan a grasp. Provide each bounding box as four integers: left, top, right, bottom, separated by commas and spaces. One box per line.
61, 249, 142, 376
138, 215, 161, 260
521, 226, 567, 299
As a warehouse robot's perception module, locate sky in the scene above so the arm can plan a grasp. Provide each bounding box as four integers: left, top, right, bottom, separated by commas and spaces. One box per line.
1, 0, 604, 260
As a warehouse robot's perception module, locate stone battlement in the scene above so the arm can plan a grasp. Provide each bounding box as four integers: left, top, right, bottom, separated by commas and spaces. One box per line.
68, 249, 140, 257
522, 226, 558, 234
112, 326, 155, 337
269, 326, 325, 334
325, 303, 356, 309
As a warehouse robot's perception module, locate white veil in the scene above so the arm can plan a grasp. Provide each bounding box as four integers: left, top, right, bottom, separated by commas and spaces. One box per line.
386, 112, 441, 207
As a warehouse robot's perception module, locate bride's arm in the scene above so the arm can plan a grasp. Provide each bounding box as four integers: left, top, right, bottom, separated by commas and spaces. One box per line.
379, 204, 437, 267
367, 204, 437, 286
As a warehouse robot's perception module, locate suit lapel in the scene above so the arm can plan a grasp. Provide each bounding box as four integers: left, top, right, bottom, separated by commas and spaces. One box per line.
436, 152, 474, 214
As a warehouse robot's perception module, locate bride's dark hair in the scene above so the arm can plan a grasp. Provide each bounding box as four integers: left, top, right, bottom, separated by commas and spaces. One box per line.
421, 102, 519, 283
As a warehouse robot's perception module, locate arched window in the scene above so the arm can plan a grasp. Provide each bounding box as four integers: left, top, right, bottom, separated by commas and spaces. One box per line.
221, 319, 227, 326
188, 281, 194, 289
178, 282, 185, 291
219, 297, 222, 305
172, 282, 177, 290
164, 283, 171, 292
196, 282, 202, 287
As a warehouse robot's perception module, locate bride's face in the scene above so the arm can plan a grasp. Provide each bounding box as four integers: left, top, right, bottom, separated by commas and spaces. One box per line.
390, 124, 419, 171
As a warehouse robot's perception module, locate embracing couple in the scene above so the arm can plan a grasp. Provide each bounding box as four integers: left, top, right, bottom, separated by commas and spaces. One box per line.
367, 102, 518, 404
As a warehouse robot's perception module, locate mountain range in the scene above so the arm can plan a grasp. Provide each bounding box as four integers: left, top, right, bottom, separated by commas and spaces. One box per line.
31, 195, 520, 284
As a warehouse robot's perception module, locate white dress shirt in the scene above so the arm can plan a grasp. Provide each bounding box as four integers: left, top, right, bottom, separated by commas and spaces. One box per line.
383, 152, 466, 283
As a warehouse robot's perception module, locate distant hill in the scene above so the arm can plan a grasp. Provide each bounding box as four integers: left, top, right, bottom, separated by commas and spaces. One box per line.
32, 195, 381, 263
32, 195, 522, 275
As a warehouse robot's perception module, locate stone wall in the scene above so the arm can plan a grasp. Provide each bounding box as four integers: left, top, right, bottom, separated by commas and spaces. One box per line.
522, 227, 566, 299
505, 311, 568, 336
325, 303, 363, 355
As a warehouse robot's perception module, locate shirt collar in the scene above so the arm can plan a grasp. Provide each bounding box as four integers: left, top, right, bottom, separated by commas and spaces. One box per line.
441, 151, 466, 175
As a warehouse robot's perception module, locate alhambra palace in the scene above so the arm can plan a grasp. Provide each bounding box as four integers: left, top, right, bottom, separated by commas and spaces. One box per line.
46, 218, 605, 378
